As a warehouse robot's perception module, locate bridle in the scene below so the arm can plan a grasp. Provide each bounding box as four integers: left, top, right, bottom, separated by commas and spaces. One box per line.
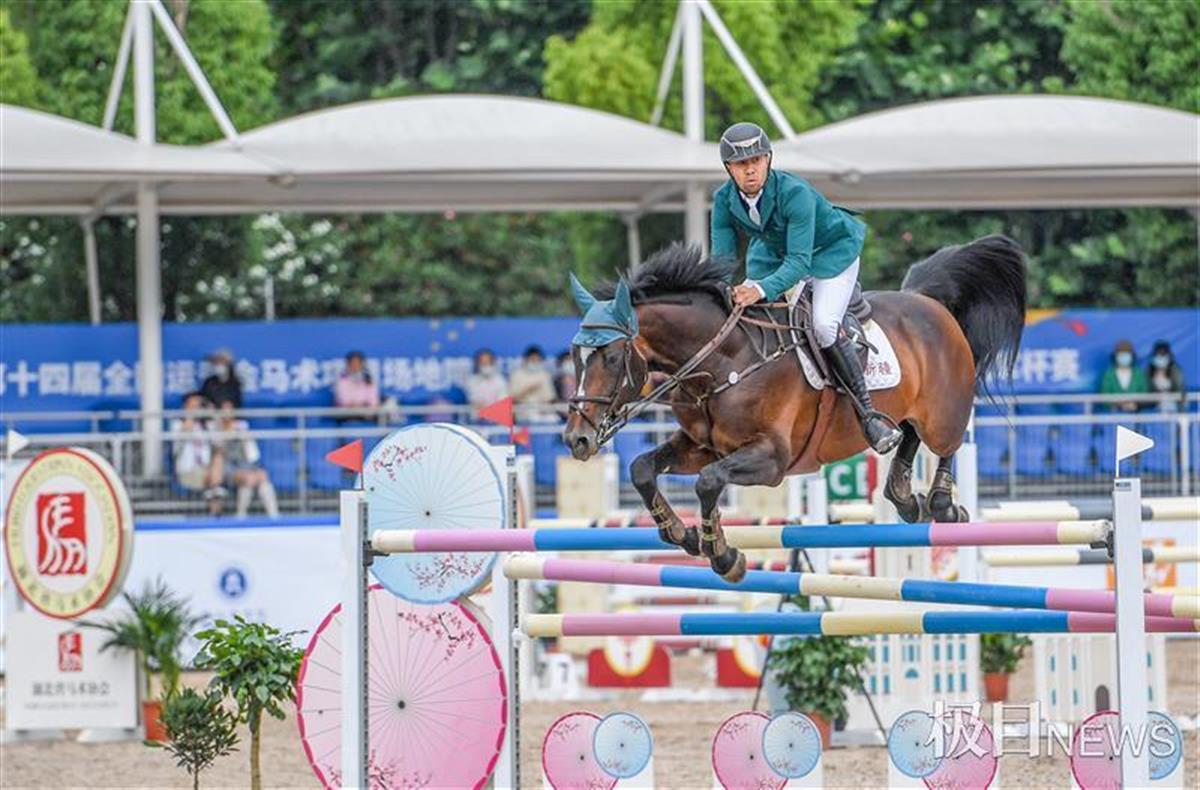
567, 322, 647, 447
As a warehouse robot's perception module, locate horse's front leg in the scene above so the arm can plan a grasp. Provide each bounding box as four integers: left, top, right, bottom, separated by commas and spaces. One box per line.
631, 430, 716, 557
695, 437, 788, 583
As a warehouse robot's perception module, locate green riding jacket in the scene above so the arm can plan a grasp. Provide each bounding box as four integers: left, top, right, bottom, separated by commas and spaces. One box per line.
710, 169, 867, 300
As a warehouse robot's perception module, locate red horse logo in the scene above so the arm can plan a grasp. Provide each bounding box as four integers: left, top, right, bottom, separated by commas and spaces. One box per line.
36, 493, 88, 576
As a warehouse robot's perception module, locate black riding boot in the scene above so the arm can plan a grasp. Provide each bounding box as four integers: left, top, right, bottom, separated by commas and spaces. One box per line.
825, 337, 904, 454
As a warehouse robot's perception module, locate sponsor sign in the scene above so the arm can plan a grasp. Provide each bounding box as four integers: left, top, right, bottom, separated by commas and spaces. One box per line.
2, 602, 139, 731
4, 447, 133, 619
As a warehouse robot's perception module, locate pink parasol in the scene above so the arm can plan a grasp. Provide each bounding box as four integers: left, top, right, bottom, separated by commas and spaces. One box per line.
1070, 710, 1182, 790
542, 712, 616, 790
296, 585, 507, 789
711, 711, 786, 790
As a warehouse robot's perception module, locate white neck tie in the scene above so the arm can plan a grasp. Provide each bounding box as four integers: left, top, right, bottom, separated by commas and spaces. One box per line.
747, 200, 760, 226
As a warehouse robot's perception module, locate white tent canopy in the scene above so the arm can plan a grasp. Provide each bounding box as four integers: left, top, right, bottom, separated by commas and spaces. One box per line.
775, 95, 1200, 209
4, 94, 1195, 216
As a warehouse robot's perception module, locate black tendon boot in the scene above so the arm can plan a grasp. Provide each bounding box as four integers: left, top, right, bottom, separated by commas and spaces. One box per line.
825, 337, 903, 454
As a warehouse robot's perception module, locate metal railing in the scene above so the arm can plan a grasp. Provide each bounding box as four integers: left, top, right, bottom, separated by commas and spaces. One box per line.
2, 393, 1196, 514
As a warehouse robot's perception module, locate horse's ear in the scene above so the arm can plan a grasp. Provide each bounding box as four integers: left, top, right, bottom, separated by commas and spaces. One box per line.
613, 278, 637, 332
569, 273, 596, 314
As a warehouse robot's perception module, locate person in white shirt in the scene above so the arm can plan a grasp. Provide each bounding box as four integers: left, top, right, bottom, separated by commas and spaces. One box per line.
508, 345, 558, 422
465, 349, 509, 413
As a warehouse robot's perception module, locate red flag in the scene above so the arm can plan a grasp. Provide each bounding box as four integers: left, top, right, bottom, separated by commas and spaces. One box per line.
478, 396, 515, 428
326, 439, 364, 473
512, 426, 531, 447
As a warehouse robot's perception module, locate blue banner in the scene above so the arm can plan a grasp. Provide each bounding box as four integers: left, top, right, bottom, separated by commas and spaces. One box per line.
0, 309, 1195, 414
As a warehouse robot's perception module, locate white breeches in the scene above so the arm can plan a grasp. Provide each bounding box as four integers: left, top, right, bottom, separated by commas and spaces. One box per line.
788, 257, 861, 348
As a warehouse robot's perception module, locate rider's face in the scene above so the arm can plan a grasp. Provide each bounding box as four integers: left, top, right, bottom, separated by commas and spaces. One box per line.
727, 154, 769, 196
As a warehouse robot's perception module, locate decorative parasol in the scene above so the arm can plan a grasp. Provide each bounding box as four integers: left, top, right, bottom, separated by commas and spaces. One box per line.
761, 712, 821, 780
922, 708, 996, 789
363, 423, 506, 604
542, 712, 616, 790
593, 711, 653, 779
296, 585, 507, 789
1070, 710, 1181, 790
712, 711, 786, 790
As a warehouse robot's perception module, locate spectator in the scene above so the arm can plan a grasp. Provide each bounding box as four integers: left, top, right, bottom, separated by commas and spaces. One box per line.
1147, 340, 1186, 411
334, 351, 380, 423
1098, 339, 1148, 413
212, 400, 279, 518
553, 350, 576, 402
170, 392, 224, 514
509, 345, 557, 421
199, 348, 242, 409
465, 349, 508, 412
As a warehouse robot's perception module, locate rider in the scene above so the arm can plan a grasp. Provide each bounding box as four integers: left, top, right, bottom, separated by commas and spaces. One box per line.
710, 121, 903, 454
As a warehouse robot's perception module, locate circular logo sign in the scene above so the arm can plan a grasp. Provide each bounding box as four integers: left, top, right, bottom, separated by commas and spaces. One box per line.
4, 447, 133, 619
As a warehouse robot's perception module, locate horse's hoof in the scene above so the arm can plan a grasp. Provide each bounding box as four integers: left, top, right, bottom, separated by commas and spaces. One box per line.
955, 505, 970, 523
712, 549, 747, 583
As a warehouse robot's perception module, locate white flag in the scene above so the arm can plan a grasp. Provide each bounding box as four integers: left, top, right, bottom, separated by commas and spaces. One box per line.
5, 429, 29, 460
1115, 425, 1154, 472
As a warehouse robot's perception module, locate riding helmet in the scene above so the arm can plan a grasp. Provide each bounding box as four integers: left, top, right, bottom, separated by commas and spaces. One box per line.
719, 122, 772, 163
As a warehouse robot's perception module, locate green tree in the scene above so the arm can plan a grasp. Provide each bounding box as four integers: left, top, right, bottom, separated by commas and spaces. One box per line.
816, 0, 1069, 121
815, 0, 1197, 307
1062, 0, 1199, 113
269, 0, 589, 114
8, 0, 276, 142
195, 617, 303, 790
151, 688, 240, 790
545, 0, 863, 138
0, 7, 39, 107
2, 0, 278, 323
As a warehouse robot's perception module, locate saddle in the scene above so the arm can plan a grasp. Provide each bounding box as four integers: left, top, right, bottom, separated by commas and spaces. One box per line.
774, 285, 874, 385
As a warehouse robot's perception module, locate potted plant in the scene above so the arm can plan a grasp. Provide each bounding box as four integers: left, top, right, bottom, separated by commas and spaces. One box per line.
84, 578, 203, 741
150, 687, 239, 790
195, 616, 304, 790
980, 633, 1032, 702
766, 600, 870, 748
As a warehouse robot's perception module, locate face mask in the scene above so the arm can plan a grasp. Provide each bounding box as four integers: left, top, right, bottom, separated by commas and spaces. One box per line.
1115, 352, 1133, 367
1152, 355, 1170, 369
480, 363, 497, 376
213, 363, 230, 379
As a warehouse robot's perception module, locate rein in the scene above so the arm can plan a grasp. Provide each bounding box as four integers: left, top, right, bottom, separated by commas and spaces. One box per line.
571, 300, 807, 447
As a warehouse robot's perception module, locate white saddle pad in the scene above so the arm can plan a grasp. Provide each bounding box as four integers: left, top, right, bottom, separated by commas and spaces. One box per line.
796, 320, 902, 391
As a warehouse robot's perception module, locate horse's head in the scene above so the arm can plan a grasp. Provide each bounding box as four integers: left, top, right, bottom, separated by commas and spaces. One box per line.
563, 274, 647, 460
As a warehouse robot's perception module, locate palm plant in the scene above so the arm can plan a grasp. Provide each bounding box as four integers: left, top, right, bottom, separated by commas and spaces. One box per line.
83, 578, 205, 698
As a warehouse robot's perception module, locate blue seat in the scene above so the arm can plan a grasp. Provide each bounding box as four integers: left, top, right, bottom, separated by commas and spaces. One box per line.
1129, 423, 1174, 475
1096, 425, 1118, 474
259, 439, 300, 493
304, 436, 351, 490
1055, 425, 1097, 475
614, 431, 654, 482
975, 425, 1009, 479
1015, 426, 1053, 476
531, 432, 565, 486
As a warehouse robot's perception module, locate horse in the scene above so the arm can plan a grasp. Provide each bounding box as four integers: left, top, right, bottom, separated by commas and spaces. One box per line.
563, 236, 1026, 582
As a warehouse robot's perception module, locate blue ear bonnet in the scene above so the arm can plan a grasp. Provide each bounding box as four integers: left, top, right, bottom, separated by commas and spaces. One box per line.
570, 274, 638, 348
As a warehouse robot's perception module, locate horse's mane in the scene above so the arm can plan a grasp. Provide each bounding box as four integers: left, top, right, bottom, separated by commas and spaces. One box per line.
593, 243, 735, 305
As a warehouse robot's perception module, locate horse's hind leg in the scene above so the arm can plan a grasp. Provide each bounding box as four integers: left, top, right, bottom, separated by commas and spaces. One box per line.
927, 455, 970, 522
631, 430, 714, 557
883, 421, 924, 522
694, 438, 787, 583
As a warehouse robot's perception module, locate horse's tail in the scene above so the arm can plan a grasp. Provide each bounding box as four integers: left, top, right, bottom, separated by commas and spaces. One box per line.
901, 234, 1026, 399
